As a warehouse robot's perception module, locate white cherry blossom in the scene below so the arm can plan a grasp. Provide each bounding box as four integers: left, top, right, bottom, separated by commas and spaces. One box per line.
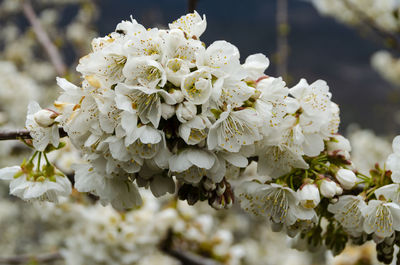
362, 199, 400, 238
328, 195, 367, 236
169, 148, 215, 184
208, 105, 261, 152
168, 11, 207, 38
237, 182, 316, 226
0, 165, 72, 203
26, 101, 60, 151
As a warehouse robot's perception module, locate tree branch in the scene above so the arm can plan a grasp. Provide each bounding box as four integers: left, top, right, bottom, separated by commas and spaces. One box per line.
22, 0, 67, 76
276, 0, 289, 78
0, 128, 67, 141
0, 252, 62, 265
161, 229, 223, 265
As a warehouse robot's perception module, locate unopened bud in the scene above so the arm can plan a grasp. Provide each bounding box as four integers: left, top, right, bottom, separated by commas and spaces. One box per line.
203, 178, 216, 191
327, 135, 351, 159
216, 182, 226, 196
297, 184, 320, 209
33, 109, 58, 127
319, 179, 336, 198
161, 103, 175, 120
176, 101, 196, 123
336, 169, 356, 190
171, 89, 184, 104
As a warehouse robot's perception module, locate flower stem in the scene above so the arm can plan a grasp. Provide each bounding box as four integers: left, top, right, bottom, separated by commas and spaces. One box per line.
37, 152, 42, 171
43, 152, 50, 166
28, 151, 39, 164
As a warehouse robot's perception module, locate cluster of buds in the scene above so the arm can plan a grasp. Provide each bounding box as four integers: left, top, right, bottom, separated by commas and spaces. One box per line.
178, 177, 234, 210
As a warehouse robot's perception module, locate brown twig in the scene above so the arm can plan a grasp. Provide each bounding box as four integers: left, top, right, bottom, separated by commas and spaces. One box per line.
22, 0, 67, 76
161, 229, 223, 265
276, 0, 289, 78
0, 252, 62, 265
188, 0, 198, 13
0, 127, 67, 141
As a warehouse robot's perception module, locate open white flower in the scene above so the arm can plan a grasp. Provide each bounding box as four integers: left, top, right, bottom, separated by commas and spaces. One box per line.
181, 69, 212, 104
362, 199, 400, 238
162, 29, 204, 67
0, 165, 71, 203
290, 79, 332, 124
237, 182, 316, 226
197, 40, 242, 78
124, 27, 164, 59
168, 11, 207, 38
256, 118, 309, 178
208, 105, 261, 152
115, 83, 174, 127
126, 126, 164, 160
169, 148, 215, 184
257, 143, 308, 179
76, 39, 127, 87
375, 183, 400, 204
137, 160, 175, 197
254, 77, 289, 132
179, 115, 210, 145
73, 163, 142, 210
243, 53, 270, 80
165, 58, 191, 87
26, 101, 60, 151
123, 56, 167, 89
328, 195, 366, 236
217, 79, 254, 108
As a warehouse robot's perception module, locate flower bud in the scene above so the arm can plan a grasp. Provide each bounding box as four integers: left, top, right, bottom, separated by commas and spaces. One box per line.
203, 178, 216, 191
297, 184, 320, 209
33, 109, 58, 127
319, 179, 336, 198
327, 135, 351, 159
161, 103, 175, 120
335, 185, 343, 195
336, 169, 356, 190
171, 89, 184, 104
176, 101, 196, 123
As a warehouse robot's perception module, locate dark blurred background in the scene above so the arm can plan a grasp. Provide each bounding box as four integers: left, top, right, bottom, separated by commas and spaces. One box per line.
73, 0, 400, 135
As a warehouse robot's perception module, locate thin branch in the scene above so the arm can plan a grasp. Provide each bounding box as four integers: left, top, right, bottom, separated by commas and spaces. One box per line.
0, 128, 67, 141
22, 0, 67, 76
188, 0, 198, 13
161, 229, 223, 265
166, 249, 223, 265
276, 0, 289, 78
0, 252, 62, 265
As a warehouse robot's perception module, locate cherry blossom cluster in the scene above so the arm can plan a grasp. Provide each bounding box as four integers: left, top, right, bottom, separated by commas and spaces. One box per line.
43, 11, 339, 211
2, 11, 400, 262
